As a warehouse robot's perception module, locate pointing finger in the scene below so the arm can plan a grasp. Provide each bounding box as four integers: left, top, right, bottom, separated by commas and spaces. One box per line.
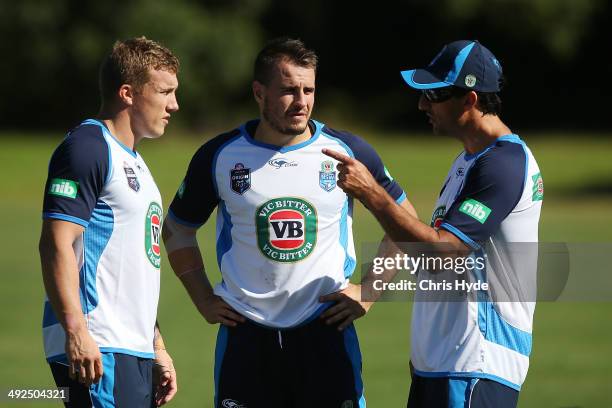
322, 148, 352, 164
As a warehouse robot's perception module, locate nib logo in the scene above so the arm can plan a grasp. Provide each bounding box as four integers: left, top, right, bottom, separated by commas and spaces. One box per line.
48, 178, 78, 199
459, 199, 491, 224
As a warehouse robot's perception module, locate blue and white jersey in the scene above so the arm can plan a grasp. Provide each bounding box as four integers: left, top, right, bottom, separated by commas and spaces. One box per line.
412, 134, 543, 390
42, 119, 162, 362
169, 119, 406, 328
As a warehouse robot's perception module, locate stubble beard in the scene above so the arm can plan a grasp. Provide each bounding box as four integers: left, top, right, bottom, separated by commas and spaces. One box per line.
263, 100, 308, 136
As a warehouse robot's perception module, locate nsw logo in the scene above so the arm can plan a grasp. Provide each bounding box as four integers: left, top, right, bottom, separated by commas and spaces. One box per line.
459, 199, 491, 224
48, 178, 78, 199
145, 202, 163, 268
230, 163, 251, 195
319, 160, 337, 192
268, 157, 297, 169
256, 197, 317, 263
124, 162, 140, 192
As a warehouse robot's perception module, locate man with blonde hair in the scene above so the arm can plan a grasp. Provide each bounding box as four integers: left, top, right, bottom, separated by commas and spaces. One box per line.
40, 36, 179, 407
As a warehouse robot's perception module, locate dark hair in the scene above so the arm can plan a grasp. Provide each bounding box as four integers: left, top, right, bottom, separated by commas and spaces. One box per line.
475, 75, 505, 116
253, 37, 318, 84
475, 92, 502, 116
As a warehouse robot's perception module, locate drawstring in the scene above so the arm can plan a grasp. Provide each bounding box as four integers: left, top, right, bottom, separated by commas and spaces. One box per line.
277, 330, 283, 349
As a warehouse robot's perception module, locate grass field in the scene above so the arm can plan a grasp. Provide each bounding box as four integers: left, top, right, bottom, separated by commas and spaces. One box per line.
0, 129, 611, 407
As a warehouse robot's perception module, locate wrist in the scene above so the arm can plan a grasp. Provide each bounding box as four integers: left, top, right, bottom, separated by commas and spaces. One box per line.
64, 313, 88, 336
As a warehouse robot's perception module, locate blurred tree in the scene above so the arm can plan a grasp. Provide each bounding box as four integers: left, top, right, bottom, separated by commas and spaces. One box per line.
0, 0, 268, 130
0, 0, 609, 131
437, 0, 605, 60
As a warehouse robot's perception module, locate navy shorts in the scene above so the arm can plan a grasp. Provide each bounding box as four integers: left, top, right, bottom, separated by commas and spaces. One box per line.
49, 353, 153, 407
214, 317, 365, 408
407, 374, 519, 408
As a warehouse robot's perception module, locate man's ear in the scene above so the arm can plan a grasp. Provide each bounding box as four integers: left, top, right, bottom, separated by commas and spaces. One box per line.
118, 84, 135, 106
464, 90, 478, 111
253, 81, 265, 104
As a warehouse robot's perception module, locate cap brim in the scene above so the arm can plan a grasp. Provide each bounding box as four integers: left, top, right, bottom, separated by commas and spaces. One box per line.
400, 69, 452, 89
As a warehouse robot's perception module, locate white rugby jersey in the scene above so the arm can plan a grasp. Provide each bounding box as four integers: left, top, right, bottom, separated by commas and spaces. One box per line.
412, 134, 543, 390
42, 119, 162, 362
169, 119, 406, 328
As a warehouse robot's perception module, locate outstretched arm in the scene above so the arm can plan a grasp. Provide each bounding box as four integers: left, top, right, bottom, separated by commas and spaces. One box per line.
322, 148, 469, 253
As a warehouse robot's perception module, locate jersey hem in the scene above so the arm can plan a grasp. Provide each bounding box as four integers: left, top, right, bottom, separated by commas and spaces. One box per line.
413, 369, 521, 391
43, 212, 89, 228
396, 191, 407, 204
167, 208, 204, 228
46, 348, 155, 364
439, 222, 480, 250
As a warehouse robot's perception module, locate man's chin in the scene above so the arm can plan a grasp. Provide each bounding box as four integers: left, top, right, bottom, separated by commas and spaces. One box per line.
282, 122, 309, 136
142, 128, 165, 139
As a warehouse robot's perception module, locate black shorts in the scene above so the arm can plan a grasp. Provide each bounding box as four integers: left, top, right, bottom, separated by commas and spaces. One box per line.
214, 317, 365, 408
49, 353, 153, 407
407, 374, 519, 408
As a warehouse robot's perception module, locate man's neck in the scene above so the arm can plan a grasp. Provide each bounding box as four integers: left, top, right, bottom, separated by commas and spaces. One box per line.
97, 108, 138, 150
253, 119, 313, 147
460, 114, 512, 155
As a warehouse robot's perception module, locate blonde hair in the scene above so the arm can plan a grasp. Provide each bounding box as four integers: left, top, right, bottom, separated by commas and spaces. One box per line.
99, 36, 179, 104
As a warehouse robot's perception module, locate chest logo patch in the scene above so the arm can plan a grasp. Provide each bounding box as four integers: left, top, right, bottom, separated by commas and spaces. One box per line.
431, 205, 446, 229
124, 162, 140, 192
230, 163, 251, 195
319, 160, 337, 192
532, 172, 544, 201
256, 197, 317, 263
145, 202, 163, 268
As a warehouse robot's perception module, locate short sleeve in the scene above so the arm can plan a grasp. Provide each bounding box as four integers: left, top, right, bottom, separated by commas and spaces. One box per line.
42, 125, 110, 228
440, 142, 527, 249
168, 130, 239, 227
322, 127, 406, 203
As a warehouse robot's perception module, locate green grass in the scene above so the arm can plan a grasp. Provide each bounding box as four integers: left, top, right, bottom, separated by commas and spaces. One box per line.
0, 130, 611, 407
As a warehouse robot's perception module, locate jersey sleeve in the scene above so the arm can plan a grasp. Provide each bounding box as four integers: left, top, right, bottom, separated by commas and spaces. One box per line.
42, 125, 110, 228
168, 130, 239, 227
323, 127, 406, 203
440, 143, 527, 249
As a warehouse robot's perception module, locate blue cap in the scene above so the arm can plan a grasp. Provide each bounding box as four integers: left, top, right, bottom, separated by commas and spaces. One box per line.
401, 40, 503, 92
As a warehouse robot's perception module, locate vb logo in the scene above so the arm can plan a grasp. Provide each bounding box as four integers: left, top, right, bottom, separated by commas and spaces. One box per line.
269, 210, 305, 250
145, 202, 163, 268
256, 197, 317, 262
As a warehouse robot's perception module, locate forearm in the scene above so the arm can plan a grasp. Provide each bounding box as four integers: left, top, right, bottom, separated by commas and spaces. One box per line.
39, 233, 87, 335
153, 321, 166, 350
163, 220, 216, 316
360, 234, 402, 303
365, 187, 441, 243
170, 249, 217, 317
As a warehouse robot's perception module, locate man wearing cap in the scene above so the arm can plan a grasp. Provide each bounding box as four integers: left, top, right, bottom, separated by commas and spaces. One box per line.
323, 40, 543, 407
